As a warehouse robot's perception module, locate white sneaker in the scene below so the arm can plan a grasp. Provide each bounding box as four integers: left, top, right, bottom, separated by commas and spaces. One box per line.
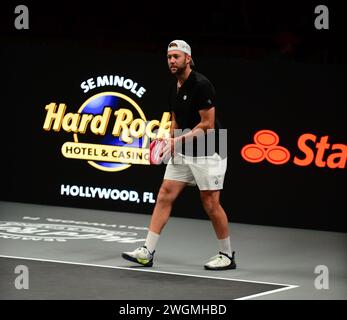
204, 251, 236, 270
122, 246, 154, 267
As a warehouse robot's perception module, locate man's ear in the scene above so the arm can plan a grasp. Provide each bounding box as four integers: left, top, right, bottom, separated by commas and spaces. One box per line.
186, 54, 192, 64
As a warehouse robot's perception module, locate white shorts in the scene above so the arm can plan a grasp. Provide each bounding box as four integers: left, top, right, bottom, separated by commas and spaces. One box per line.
163, 153, 227, 190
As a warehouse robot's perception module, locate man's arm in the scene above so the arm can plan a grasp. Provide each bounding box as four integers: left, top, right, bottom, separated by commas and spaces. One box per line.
170, 112, 179, 138
177, 107, 215, 141
164, 107, 215, 155
175, 107, 215, 142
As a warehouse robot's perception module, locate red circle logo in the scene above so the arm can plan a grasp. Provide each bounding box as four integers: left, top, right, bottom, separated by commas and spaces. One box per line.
241, 130, 291, 165
241, 144, 266, 163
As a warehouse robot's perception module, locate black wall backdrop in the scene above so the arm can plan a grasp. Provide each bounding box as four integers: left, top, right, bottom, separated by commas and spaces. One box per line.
1, 37, 346, 232
0, 0, 347, 232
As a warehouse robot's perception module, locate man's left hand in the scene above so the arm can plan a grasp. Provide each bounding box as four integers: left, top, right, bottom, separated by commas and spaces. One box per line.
162, 137, 179, 158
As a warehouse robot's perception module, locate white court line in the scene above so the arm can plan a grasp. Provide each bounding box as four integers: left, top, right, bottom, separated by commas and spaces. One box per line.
0, 254, 299, 299
235, 285, 299, 300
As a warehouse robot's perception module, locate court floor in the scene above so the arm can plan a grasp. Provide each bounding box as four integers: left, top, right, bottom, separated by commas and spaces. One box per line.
0, 201, 346, 299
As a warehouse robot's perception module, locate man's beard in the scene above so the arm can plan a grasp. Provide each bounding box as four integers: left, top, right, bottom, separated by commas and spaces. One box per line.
171, 62, 187, 75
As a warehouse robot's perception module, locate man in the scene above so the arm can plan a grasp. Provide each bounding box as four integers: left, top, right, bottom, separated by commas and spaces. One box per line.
122, 40, 236, 270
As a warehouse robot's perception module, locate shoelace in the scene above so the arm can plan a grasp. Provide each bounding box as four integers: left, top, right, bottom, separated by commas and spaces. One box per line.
209, 254, 223, 261
139, 247, 152, 256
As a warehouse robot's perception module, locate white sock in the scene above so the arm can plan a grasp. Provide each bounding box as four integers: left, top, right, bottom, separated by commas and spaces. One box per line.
218, 236, 232, 256
144, 231, 160, 253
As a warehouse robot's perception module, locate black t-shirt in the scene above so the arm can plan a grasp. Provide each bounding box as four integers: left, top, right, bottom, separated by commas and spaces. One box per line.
168, 70, 223, 157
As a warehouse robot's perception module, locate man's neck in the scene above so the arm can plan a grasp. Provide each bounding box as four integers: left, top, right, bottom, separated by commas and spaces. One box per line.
176, 67, 192, 87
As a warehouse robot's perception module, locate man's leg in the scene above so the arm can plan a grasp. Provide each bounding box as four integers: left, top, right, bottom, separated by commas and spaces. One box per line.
200, 190, 230, 240
200, 190, 236, 270
148, 179, 186, 234
122, 179, 186, 266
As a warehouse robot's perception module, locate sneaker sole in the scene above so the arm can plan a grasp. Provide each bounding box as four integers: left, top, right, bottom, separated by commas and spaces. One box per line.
204, 263, 236, 271
122, 253, 153, 267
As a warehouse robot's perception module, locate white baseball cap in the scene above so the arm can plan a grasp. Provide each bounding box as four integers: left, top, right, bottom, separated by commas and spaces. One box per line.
167, 40, 195, 66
